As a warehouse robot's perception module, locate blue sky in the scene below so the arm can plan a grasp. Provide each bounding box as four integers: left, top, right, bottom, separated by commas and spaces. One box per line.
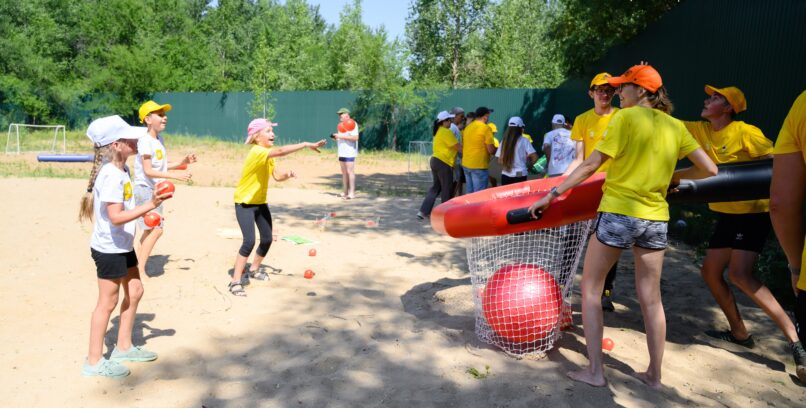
287, 0, 411, 40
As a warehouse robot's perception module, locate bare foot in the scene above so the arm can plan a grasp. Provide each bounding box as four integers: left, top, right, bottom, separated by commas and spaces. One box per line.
632, 371, 662, 390
566, 369, 607, 387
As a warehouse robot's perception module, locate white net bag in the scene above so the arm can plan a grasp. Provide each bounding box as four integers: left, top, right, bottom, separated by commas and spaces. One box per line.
467, 220, 591, 357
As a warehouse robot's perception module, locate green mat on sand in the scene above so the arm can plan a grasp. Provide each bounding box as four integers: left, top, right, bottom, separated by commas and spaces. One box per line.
281, 235, 316, 245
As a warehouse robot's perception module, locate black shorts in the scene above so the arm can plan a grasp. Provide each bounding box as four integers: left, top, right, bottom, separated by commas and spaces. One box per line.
91, 248, 138, 280
708, 212, 770, 253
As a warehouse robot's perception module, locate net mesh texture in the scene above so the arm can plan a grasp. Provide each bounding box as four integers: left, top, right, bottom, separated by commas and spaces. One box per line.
467, 220, 591, 358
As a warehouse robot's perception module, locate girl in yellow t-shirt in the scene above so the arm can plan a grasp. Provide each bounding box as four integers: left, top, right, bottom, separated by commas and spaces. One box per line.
528, 64, 717, 389
418, 111, 461, 219
228, 119, 326, 297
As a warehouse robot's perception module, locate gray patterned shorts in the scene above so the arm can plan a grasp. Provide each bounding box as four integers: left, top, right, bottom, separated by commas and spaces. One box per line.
134, 185, 164, 230
594, 212, 667, 250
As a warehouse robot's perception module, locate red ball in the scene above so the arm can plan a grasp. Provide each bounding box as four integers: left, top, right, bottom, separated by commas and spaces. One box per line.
156, 180, 175, 196
143, 212, 161, 228
304, 269, 315, 279
337, 123, 347, 133
602, 337, 615, 351
343, 119, 356, 131
482, 263, 562, 343
308, 248, 317, 257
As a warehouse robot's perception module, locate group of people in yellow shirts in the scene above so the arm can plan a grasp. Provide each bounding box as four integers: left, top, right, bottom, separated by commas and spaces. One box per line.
416, 62, 806, 388
525, 65, 806, 388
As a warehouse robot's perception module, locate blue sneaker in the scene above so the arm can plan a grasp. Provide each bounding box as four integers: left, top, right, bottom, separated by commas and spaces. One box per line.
82, 358, 130, 378
110, 345, 158, 362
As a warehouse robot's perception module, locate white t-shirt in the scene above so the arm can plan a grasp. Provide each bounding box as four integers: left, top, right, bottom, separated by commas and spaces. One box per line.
543, 128, 575, 176
337, 123, 359, 158
134, 135, 167, 188
450, 123, 463, 166
495, 136, 537, 177
91, 163, 137, 253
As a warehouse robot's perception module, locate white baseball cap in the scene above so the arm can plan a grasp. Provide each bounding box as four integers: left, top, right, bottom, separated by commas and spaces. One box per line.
508, 116, 525, 128
551, 114, 566, 125
86, 115, 147, 147
436, 111, 455, 121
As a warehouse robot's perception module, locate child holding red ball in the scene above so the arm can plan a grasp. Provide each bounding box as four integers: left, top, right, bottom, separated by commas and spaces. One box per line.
228, 119, 326, 296
134, 100, 196, 277
78, 115, 173, 377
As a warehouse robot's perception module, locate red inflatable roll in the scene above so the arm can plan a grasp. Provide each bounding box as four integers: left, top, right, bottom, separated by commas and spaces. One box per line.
430, 173, 606, 238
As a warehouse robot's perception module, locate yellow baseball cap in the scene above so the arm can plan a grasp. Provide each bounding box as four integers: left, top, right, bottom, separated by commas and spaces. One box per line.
138, 100, 173, 123
488, 123, 498, 133
705, 85, 746, 114
589, 72, 612, 88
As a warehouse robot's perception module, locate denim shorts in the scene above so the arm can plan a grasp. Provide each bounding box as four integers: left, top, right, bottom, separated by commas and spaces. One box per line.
595, 212, 667, 250
134, 185, 163, 230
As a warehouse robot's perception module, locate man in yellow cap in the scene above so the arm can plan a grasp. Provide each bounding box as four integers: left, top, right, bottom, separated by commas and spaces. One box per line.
684, 86, 802, 359
564, 72, 620, 312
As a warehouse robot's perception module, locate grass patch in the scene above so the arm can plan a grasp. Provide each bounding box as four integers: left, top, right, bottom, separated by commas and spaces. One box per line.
466, 365, 491, 380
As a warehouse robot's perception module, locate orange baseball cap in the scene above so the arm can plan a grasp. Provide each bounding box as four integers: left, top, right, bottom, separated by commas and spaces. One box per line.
705, 85, 746, 114
607, 65, 663, 93
589, 72, 612, 88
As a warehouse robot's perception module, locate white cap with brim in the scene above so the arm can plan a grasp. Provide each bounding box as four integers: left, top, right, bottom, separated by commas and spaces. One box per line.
551, 114, 566, 125
508, 116, 525, 127
86, 115, 147, 147
436, 111, 455, 121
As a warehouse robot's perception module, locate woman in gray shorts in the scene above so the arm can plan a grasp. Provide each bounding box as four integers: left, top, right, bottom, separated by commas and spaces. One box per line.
528, 64, 717, 389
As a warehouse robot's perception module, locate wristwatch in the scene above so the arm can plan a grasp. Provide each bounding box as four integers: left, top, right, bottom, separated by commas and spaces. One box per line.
549, 186, 561, 198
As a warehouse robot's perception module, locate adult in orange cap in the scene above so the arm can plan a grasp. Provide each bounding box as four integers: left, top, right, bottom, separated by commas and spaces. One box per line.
769, 90, 806, 383
683, 86, 802, 371
529, 63, 718, 389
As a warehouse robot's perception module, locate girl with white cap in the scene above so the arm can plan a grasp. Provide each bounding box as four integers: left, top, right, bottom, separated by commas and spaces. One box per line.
228, 119, 326, 296
496, 116, 537, 185
78, 115, 173, 377
417, 111, 461, 219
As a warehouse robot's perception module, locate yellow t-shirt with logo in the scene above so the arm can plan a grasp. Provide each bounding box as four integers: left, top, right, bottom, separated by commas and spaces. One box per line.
571, 107, 619, 172
596, 107, 701, 221
233, 145, 276, 205
684, 120, 772, 214
461, 120, 495, 169
432, 126, 459, 167
774, 90, 806, 290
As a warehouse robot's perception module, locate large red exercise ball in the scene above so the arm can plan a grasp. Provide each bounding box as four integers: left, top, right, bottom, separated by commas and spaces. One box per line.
482, 263, 562, 343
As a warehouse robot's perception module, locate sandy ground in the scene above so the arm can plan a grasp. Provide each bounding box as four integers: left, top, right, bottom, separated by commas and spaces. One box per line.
1, 151, 805, 407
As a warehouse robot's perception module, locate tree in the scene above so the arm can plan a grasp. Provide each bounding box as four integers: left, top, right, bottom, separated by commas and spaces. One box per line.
405, 0, 492, 88
548, 0, 683, 76
480, 0, 564, 88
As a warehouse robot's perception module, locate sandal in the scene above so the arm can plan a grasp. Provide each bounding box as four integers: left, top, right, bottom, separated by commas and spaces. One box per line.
705, 329, 755, 349
228, 281, 246, 297
249, 270, 271, 281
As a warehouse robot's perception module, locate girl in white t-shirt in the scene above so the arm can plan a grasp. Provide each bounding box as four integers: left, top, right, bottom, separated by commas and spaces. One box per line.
332, 108, 359, 199
78, 116, 173, 378
496, 116, 537, 185
134, 100, 196, 278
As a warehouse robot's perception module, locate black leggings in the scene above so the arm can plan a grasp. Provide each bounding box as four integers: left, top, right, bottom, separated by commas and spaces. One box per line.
235, 203, 273, 258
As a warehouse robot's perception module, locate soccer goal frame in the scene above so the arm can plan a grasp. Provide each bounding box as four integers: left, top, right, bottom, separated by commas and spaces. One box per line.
5, 123, 67, 154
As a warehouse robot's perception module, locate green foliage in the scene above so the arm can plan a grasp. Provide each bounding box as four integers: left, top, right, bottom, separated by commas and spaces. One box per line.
547, 0, 683, 76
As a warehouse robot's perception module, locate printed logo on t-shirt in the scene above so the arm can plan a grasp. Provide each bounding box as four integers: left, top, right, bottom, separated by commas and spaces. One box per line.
123, 181, 132, 201
156, 149, 164, 160
588, 131, 595, 139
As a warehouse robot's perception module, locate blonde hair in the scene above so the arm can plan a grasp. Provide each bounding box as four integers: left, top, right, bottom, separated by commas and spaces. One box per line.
646, 86, 674, 114
78, 145, 113, 222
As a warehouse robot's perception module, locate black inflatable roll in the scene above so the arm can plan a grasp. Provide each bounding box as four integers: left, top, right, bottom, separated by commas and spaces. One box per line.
667, 159, 772, 204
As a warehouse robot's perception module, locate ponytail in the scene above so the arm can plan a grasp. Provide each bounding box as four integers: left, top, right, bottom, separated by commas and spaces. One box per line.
78, 145, 111, 222
647, 86, 674, 115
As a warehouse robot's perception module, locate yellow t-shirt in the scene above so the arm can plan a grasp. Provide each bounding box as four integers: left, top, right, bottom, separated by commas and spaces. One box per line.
523, 133, 533, 143
233, 145, 276, 205
596, 107, 701, 221
461, 120, 495, 169
570, 107, 619, 172
774, 90, 806, 290
432, 126, 459, 167
684, 120, 772, 214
